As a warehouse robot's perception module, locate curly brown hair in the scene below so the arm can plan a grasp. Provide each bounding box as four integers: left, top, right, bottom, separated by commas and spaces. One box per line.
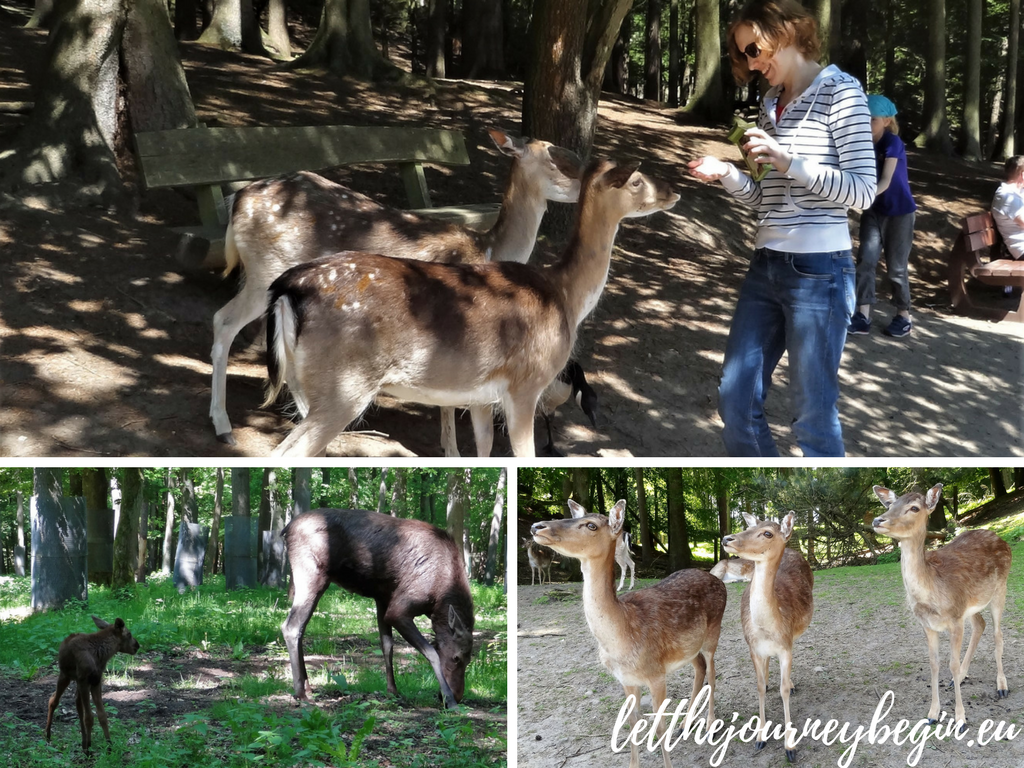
728, 0, 822, 86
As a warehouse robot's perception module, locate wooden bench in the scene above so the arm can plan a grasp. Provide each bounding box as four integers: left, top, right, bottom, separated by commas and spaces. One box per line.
134, 124, 502, 270
947, 211, 1024, 322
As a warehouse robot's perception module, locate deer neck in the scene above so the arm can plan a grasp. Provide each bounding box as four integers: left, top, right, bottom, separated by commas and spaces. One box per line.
480, 164, 546, 264
748, 550, 785, 628
550, 197, 621, 329
897, 529, 937, 604
579, 550, 629, 650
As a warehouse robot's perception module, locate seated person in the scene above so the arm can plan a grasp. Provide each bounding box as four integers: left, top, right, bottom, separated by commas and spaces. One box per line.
992, 155, 1024, 260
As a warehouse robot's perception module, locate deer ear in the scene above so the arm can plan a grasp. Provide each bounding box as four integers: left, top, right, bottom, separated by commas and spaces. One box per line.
741, 512, 759, 529
489, 129, 525, 158
925, 484, 943, 509
874, 485, 897, 508
608, 500, 627, 535
448, 605, 468, 638
92, 616, 110, 630
567, 499, 587, 519
780, 512, 795, 540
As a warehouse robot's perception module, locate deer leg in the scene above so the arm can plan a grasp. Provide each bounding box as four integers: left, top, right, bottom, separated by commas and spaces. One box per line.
469, 405, 495, 458
617, 565, 625, 592
439, 407, 461, 457
621, 684, 643, 768
991, 585, 1008, 697
955, 613, 985, 686
91, 683, 111, 745
947, 619, 969, 727
281, 577, 329, 700
648, 677, 674, 768
688, 654, 707, 715
704, 649, 717, 727
752, 653, 769, 750
210, 289, 266, 443
779, 649, 797, 760
375, 603, 399, 697
272, 391, 372, 458
503, 389, 542, 458
628, 563, 635, 591
45, 672, 71, 741
389, 614, 459, 709
76, 681, 93, 752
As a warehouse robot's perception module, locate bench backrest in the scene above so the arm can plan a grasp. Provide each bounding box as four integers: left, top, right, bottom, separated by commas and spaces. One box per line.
135, 125, 472, 224
960, 211, 1003, 256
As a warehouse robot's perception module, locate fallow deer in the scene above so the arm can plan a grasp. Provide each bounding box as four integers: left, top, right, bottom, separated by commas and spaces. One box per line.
45, 616, 141, 752
264, 159, 679, 457
209, 129, 583, 454
871, 483, 1011, 728
532, 499, 727, 768
722, 512, 813, 763
523, 537, 555, 586
616, 530, 636, 591
710, 556, 753, 583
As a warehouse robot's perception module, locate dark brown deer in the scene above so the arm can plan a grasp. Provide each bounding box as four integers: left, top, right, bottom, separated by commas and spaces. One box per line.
264, 159, 679, 457
45, 616, 140, 752
722, 512, 814, 763
281, 509, 474, 708
871, 483, 1011, 728
532, 500, 726, 768
210, 129, 583, 453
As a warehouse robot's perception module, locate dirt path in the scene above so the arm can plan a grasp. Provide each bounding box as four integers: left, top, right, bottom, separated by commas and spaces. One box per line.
516, 562, 1024, 768
2, 25, 1021, 458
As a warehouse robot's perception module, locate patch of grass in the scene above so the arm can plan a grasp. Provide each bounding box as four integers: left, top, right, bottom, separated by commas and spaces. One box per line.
229, 671, 289, 698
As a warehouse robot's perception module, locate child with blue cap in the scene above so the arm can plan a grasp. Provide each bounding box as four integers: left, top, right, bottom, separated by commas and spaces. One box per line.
849, 94, 918, 338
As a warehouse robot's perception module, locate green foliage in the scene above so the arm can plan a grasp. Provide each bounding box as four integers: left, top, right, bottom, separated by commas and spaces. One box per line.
875, 550, 901, 565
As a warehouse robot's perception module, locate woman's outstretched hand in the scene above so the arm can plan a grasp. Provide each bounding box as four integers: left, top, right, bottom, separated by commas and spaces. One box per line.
687, 157, 732, 182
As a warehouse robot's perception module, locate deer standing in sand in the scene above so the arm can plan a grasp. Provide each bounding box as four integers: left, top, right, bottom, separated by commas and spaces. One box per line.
523, 538, 556, 585
264, 159, 678, 457
532, 499, 726, 768
615, 531, 636, 591
209, 130, 585, 454
722, 512, 813, 763
871, 483, 1011, 727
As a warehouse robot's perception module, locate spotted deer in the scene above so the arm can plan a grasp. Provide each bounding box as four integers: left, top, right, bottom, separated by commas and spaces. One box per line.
871, 483, 1011, 728
523, 538, 555, 586
264, 159, 679, 457
209, 129, 583, 453
45, 617, 141, 752
615, 531, 635, 591
722, 512, 814, 763
532, 500, 727, 768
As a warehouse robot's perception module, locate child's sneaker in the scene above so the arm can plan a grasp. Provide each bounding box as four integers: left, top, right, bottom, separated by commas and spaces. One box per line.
883, 315, 912, 338
848, 312, 871, 335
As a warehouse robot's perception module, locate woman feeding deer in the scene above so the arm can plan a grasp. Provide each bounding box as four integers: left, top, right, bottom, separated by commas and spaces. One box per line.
688, 0, 875, 457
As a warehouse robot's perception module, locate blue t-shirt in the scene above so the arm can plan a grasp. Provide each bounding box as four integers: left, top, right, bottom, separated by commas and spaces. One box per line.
870, 130, 917, 217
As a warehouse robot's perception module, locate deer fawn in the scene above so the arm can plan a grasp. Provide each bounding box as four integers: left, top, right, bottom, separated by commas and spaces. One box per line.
523, 538, 555, 585
45, 616, 140, 752
532, 499, 727, 768
710, 557, 753, 583
264, 159, 679, 457
871, 483, 1011, 727
209, 129, 583, 453
616, 531, 636, 591
722, 512, 813, 763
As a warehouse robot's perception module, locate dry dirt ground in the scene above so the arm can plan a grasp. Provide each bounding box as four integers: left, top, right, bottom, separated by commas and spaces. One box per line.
516, 547, 1024, 768
2, 14, 1023, 458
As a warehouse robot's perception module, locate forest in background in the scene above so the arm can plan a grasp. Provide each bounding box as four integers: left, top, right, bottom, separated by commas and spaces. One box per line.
519, 467, 1024, 574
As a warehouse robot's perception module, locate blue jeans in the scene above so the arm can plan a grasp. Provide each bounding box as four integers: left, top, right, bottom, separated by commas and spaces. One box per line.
855, 210, 916, 311
719, 248, 856, 457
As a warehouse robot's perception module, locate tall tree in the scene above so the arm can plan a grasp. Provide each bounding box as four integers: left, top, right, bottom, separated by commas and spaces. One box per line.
197, 0, 267, 54
162, 468, 176, 574
377, 468, 390, 514
990, 468, 1008, 498
961, 0, 983, 160
320, 467, 332, 507
1002, 0, 1021, 158
293, 468, 312, 521
462, 0, 504, 78
645, 0, 663, 101
666, 467, 690, 572
484, 468, 507, 585
204, 468, 224, 575
32, 467, 88, 613
425, 0, 446, 77
685, 0, 725, 120
112, 468, 142, 590
669, 0, 680, 106
389, 469, 407, 517
446, 470, 471, 577
180, 468, 198, 524
265, 0, 292, 59
290, 0, 402, 79
14, 490, 27, 576
916, 0, 954, 153
571, 468, 591, 510
634, 468, 653, 566
348, 468, 359, 507
714, 469, 730, 561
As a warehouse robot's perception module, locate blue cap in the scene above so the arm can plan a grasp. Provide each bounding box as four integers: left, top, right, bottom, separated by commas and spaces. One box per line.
867, 94, 898, 118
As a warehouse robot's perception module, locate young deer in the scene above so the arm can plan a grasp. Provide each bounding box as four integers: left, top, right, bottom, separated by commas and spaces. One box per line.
532, 500, 727, 768
209, 129, 583, 452
264, 159, 679, 457
45, 616, 140, 752
871, 484, 1011, 727
722, 512, 813, 763
615, 531, 636, 591
523, 538, 555, 585
710, 557, 753, 584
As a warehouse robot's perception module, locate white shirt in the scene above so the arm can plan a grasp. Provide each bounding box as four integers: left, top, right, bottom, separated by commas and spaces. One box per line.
992, 181, 1024, 259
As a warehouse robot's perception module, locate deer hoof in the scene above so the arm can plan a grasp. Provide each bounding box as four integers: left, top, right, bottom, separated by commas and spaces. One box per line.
927, 718, 937, 725
955, 722, 969, 737
754, 741, 766, 751
785, 749, 797, 763
216, 431, 237, 446
997, 689, 1008, 698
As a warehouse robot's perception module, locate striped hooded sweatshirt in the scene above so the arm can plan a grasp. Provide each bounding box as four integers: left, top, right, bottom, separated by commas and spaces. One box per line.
719, 64, 876, 253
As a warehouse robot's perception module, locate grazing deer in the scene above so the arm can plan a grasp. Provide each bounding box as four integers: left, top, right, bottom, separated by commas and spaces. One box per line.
523, 537, 556, 585
264, 159, 679, 457
532, 500, 727, 768
722, 512, 813, 763
871, 484, 1011, 727
45, 616, 140, 752
209, 129, 583, 453
616, 531, 636, 591
710, 557, 753, 583
281, 509, 474, 708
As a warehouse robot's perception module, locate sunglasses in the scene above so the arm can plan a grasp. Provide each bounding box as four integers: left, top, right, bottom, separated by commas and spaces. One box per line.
737, 42, 761, 60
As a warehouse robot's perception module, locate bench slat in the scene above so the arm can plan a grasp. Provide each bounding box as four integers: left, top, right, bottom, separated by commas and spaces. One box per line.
966, 227, 999, 252
962, 211, 995, 235
135, 125, 471, 189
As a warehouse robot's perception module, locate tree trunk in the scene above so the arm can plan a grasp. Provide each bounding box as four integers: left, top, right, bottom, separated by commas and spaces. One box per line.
389, 469, 407, 516
644, 0, 662, 101
571, 468, 591, 510
985, 36, 1008, 160
603, 10, 630, 95
483, 468, 507, 585
293, 467, 312, 521
205, 468, 224, 575
180, 468, 198, 524
961, 0, 982, 160
446, 470, 469, 577
348, 468, 358, 507
174, 0, 198, 40
291, 0, 402, 79
257, 468, 275, 558
915, 0, 955, 154
425, 0, 446, 77
461, 0, 504, 78
883, 0, 895, 96
714, 469, 729, 553
666, 467, 690, 572
113, 468, 141, 589
83, 468, 113, 586
27, 0, 56, 28
233, 468, 251, 516
668, 0, 679, 107
320, 467, 332, 507
377, 468, 390, 514
197, 0, 267, 55
1002, 0, 1020, 158
266, 0, 292, 59
162, 469, 176, 574
634, 468, 652, 566
990, 468, 1008, 497
685, 0, 725, 120
15, 491, 27, 576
